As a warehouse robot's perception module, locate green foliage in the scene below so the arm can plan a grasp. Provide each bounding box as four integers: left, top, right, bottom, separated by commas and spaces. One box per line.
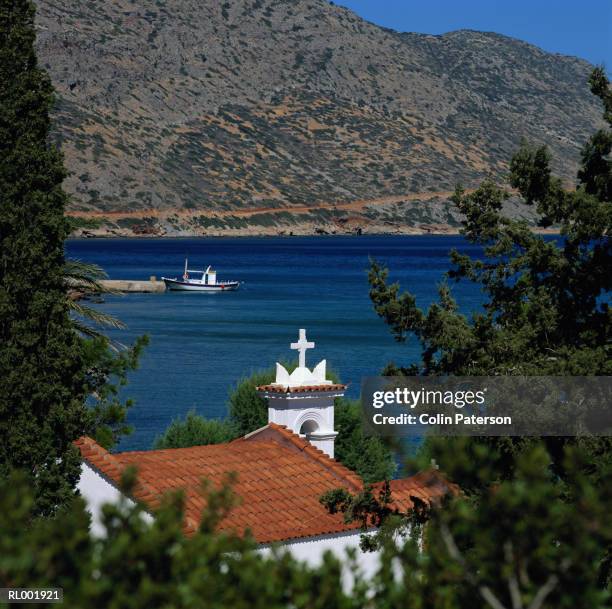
227, 366, 279, 435
154, 411, 235, 449
421, 443, 612, 608
0, 0, 89, 515
320, 442, 612, 606
366, 70, 611, 483
369, 94, 610, 377
334, 398, 396, 483
0, 471, 366, 609
82, 334, 149, 449
578, 67, 612, 202
320, 480, 413, 551
67, 216, 105, 231
368, 69, 611, 464
354, 67, 612, 590
63, 257, 149, 451
2, 442, 610, 607
64, 258, 126, 339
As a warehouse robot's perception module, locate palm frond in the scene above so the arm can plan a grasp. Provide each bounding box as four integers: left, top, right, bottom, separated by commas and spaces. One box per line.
69, 300, 127, 330
69, 317, 106, 340
64, 257, 127, 339
68, 317, 126, 352
63, 259, 121, 296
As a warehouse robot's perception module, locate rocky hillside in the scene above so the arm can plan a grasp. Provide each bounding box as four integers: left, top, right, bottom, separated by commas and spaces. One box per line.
35, 0, 602, 236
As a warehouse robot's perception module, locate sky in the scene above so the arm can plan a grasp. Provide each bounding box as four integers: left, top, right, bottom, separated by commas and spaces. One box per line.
336, 0, 612, 68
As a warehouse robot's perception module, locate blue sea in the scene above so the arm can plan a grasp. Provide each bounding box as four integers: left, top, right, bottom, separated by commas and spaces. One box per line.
66, 235, 486, 451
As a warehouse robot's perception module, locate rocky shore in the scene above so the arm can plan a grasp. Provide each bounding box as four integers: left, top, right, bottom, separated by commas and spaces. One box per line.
69, 221, 462, 239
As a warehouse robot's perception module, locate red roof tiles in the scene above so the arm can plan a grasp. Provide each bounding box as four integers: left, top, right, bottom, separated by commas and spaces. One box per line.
76, 425, 454, 544
372, 471, 459, 512
256, 384, 347, 393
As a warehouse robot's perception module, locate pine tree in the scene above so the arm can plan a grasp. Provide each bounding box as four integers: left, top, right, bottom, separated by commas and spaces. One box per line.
368, 69, 611, 378
359, 68, 612, 587
0, 0, 88, 515
367, 69, 612, 485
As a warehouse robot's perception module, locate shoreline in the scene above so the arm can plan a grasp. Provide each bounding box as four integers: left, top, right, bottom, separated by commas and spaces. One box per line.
68, 226, 561, 239
65, 188, 560, 239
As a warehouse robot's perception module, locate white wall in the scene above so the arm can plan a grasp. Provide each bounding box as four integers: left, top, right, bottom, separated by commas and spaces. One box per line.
267, 392, 341, 457
259, 529, 381, 585
268, 394, 335, 433
77, 463, 153, 536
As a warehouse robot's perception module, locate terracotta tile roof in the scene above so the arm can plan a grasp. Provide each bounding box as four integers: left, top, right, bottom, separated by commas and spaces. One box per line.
238, 423, 364, 490
75, 436, 164, 513
372, 471, 459, 512
76, 425, 454, 544
256, 383, 347, 393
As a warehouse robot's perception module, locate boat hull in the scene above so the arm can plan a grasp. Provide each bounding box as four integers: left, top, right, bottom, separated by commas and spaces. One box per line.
162, 278, 240, 292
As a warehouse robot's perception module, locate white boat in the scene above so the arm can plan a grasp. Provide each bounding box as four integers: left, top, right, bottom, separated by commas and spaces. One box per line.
162, 259, 240, 292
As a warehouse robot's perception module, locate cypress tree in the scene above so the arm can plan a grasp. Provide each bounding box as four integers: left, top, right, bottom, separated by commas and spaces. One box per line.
0, 0, 88, 514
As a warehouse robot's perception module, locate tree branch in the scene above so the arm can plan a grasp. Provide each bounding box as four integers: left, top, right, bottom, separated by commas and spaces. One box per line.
504, 541, 523, 609
440, 523, 508, 609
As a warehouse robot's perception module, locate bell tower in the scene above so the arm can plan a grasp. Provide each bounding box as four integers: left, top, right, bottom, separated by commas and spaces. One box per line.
256, 329, 345, 458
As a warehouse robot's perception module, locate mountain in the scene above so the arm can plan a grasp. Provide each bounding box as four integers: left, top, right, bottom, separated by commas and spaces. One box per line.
35, 0, 603, 236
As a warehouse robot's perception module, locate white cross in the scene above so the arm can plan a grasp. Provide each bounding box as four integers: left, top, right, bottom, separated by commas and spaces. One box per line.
291, 329, 315, 368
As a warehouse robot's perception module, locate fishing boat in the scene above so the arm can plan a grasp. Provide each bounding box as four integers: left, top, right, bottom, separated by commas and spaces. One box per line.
162, 259, 240, 292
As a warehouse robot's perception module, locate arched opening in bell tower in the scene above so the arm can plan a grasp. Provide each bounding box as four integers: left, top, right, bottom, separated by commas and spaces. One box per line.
299, 419, 319, 436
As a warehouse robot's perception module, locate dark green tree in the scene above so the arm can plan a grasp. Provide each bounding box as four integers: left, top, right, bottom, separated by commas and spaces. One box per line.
340, 68, 612, 588
0, 0, 89, 515
83, 334, 149, 449
369, 72, 610, 377
0, 470, 368, 609
227, 366, 280, 435
334, 398, 396, 483
578, 68, 612, 202
320, 441, 612, 606
154, 410, 236, 449
367, 68, 611, 483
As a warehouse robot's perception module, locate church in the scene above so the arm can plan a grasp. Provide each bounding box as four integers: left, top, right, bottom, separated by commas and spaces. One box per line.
76, 330, 453, 576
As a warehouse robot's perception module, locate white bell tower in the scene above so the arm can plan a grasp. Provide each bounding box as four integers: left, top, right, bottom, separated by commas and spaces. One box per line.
256, 329, 345, 458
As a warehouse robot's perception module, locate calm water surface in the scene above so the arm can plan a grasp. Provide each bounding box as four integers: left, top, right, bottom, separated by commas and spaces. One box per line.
66, 235, 485, 450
